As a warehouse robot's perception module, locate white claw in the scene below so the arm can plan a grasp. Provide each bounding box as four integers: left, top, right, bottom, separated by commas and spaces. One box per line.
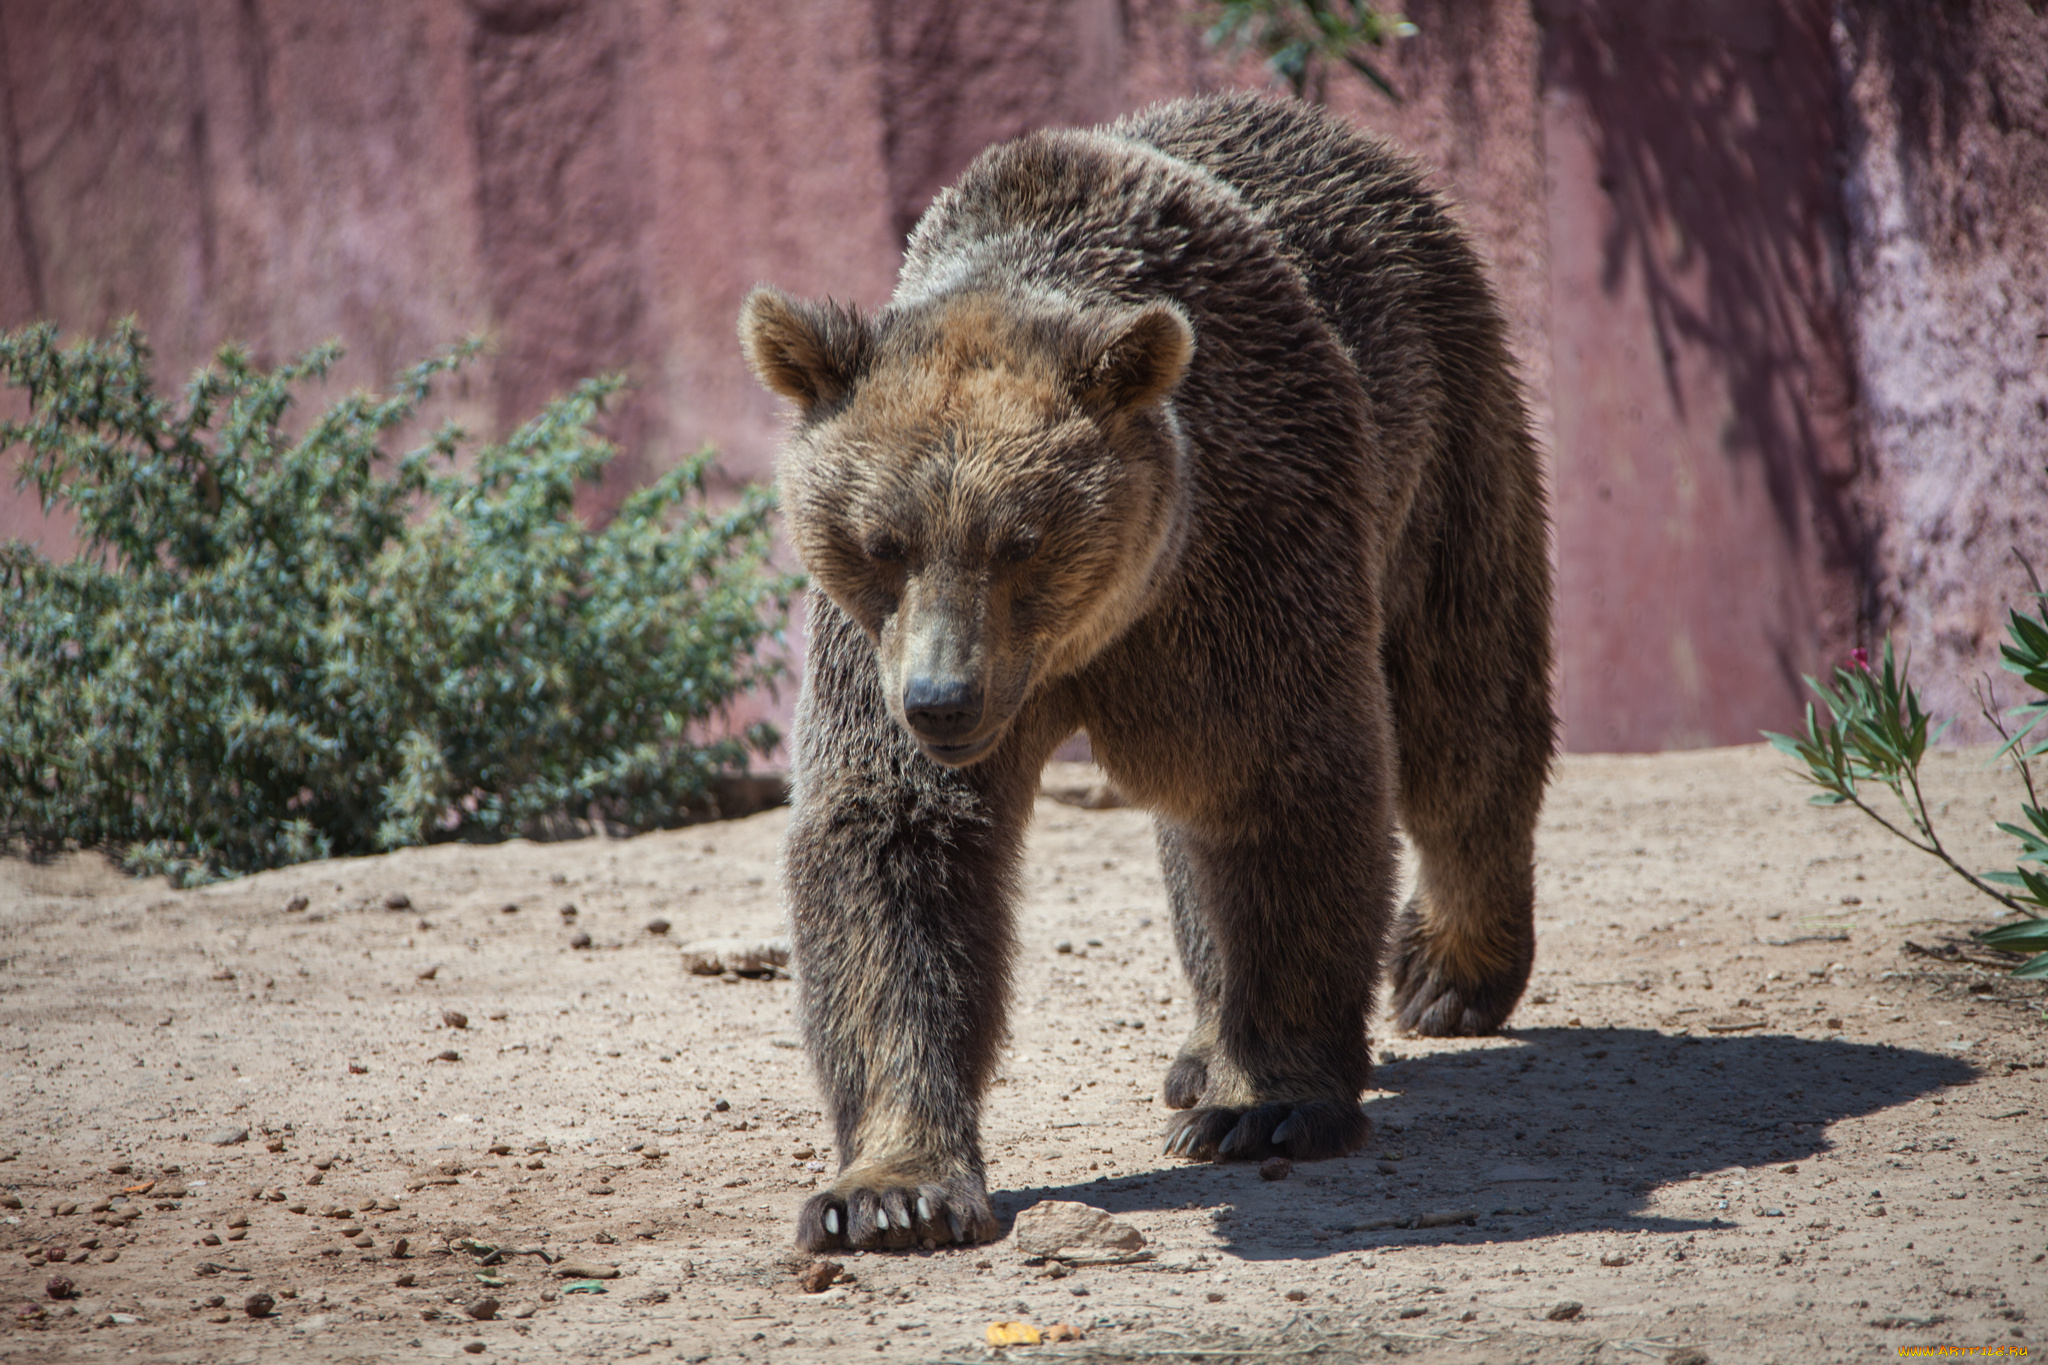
875, 1209, 889, 1230
918, 1196, 933, 1223
825, 1208, 841, 1235
1271, 1118, 1299, 1144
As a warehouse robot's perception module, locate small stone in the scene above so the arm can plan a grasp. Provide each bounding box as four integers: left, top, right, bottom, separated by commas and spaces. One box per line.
384, 892, 412, 911
487, 1143, 512, 1156
1666, 1351, 1710, 1365
416, 965, 440, 981
1548, 1301, 1583, 1321
1284, 1289, 1308, 1302
499, 903, 519, 914
1397, 1305, 1426, 1319
512, 1302, 538, 1319
200, 1233, 221, 1246
551, 1258, 620, 1280
391, 1236, 411, 1259
353, 1236, 374, 1249
712, 1099, 730, 1112
569, 931, 592, 950
243, 1292, 275, 1319
466, 1296, 500, 1321
45, 1275, 77, 1300
436, 1050, 461, 1063
559, 903, 578, 919
207, 1127, 250, 1147
1259, 1157, 1292, 1181
443, 1010, 469, 1030
463, 1343, 487, 1355
377, 1198, 400, 1211
0, 1194, 21, 1208
798, 1258, 843, 1293
587, 1185, 614, 1196
339, 1225, 364, 1237
645, 918, 670, 935
1011, 1201, 1146, 1259
225, 1213, 249, 1229
100, 1251, 119, 1263
1055, 940, 1074, 954
1600, 1253, 1629, 1267
1206, 1291, 1224, 1303
265, 1139, 287, 1153
284, 895, 309, 913
396, 1272, 416, 1287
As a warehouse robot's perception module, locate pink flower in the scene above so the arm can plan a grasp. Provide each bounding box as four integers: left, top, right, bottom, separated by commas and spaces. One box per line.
1848, 647, 1871, 672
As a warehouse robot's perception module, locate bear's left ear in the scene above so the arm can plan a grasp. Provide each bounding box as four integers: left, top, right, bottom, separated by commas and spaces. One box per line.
739, 287, 873, 417
1075, 302, 1194, 412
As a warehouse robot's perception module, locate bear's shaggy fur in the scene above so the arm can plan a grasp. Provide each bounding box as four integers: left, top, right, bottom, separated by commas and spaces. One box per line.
740, 93, 1553, 1253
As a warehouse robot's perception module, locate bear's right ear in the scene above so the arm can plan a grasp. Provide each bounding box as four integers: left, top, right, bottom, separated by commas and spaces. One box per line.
739, 287, 872, 416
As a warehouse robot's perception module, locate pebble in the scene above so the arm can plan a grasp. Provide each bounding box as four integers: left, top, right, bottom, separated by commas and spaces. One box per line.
646, 918, 671, 935
200, 1233, 221, 1246
384, 893, 412, 911
512, 1302, 538, 1319
443, 1010, 469, 1030
226, 1214, 248, 1229
569, 931, 593, 950
587, 1185, 614, 1196
339, 1224, 364, 1237
54, 1200, 78, 1215
244, 1293, 275, 1319
551, 1258, 620, 1280
798, 1258, 843, 1294
1284, 1289, 1308, 1302
45, 1275, 77, 1300
1548, 1301, 1583, 1321
284, 895, 309, 913
1397, 1305, 1426, 1319
463, 1343, 487, 1355
466, 1296, 500, 1321
0, 1194, 20, 1209
436, 1050, 461, 1063
391, 1238, 411, 1259
1259, 1157, 1292, 1181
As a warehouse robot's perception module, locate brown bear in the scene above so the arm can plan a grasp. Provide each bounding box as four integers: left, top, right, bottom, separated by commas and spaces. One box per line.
739, 93, 1553, 1253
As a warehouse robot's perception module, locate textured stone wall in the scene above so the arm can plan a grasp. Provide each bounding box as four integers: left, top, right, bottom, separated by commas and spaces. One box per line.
1834, 2, 2048, 740
3, 1, 2042, 750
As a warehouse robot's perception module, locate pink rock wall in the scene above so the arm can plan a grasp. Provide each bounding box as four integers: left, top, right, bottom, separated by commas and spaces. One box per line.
3, 1, 2042, 751
1834, 3, 2048, 741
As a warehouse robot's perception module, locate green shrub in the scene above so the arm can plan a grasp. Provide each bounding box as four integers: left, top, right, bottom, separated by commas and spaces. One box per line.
1766, 576, 2048, 978
1, 321, 796, 885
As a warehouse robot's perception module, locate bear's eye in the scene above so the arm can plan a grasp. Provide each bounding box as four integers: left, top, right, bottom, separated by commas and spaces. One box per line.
863, 533, 909, 565
992, 533, 1041, 567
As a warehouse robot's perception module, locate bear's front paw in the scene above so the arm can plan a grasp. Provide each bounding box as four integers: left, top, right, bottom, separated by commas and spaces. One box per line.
1162, 1100, 1368, 1163
1388, 906, 1531, 1037
797, 1167, 997, 1253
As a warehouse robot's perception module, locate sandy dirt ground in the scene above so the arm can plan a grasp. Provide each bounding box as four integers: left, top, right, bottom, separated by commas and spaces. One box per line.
2, 744, 2043, 1365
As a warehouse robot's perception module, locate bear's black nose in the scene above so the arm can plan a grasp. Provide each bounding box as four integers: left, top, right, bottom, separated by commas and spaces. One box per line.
903, 676, 983, 744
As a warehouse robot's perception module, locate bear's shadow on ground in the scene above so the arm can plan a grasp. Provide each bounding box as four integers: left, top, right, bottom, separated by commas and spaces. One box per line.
991, 1027, 1974, 1261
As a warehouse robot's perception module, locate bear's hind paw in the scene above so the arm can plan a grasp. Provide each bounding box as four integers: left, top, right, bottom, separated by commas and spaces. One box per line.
1163, 1100, 1368, 1163
1162, 1052, 1209, 1110
797, 1173, 997, 1253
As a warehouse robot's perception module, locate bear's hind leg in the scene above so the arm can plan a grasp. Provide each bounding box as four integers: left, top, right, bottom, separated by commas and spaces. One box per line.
1382, 422, 1553, 1036
1157, 821, 1222, 1111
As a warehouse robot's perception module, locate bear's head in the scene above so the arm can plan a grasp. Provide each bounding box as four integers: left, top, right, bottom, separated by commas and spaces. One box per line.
741, 286, 1195, 767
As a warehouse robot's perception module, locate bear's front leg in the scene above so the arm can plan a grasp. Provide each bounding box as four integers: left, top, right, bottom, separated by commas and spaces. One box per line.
1154, 768, 1396, 1164
782, 618, 1038, 1252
